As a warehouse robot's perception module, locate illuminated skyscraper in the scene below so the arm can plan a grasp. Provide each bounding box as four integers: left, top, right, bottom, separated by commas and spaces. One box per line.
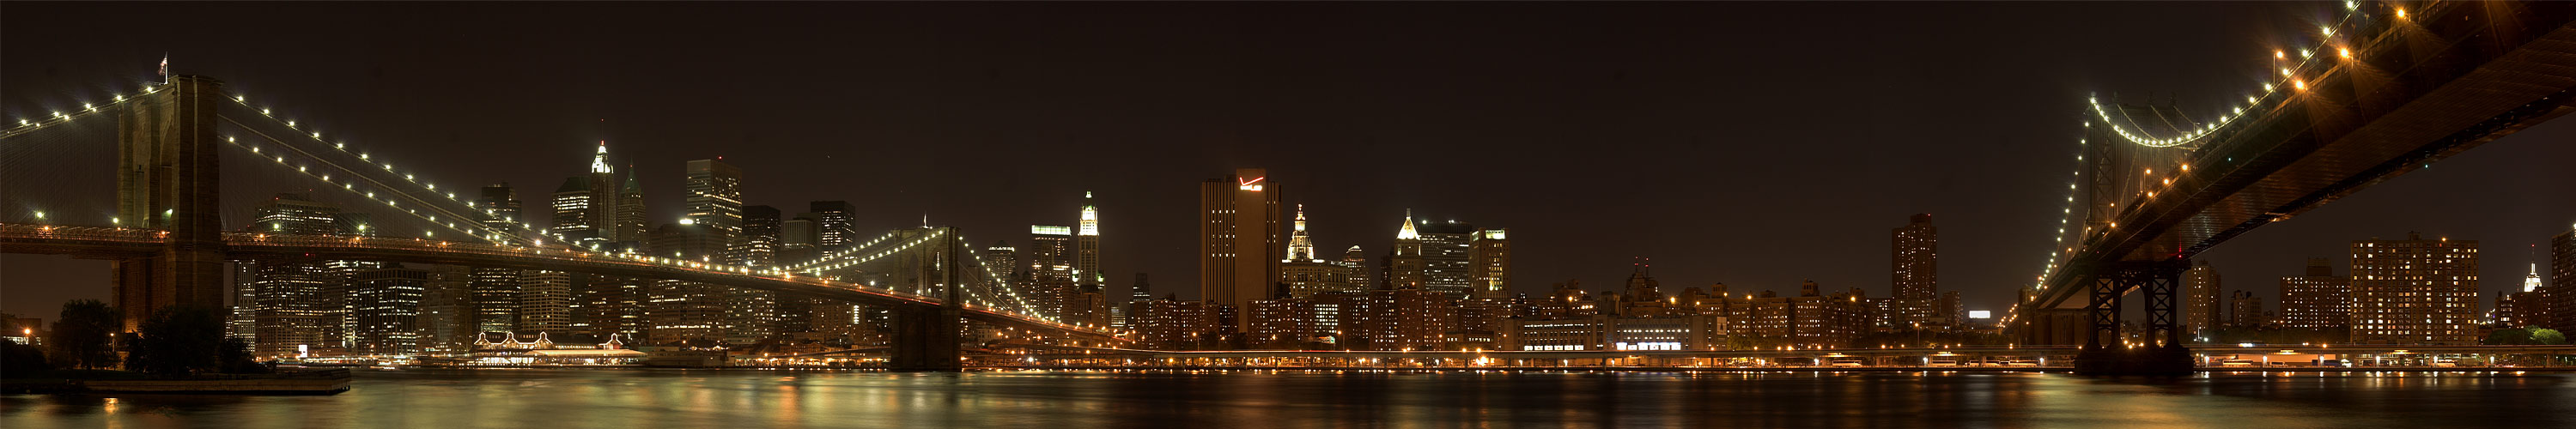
1282, 205, 1357, 298
983, 241, 1018, 287
472, 184, 523, 335
1200, 168, 1281, 313
810, 201, 857, 250
730, 205, 785, 343
517, 269, 574, 335
551, 141, 624, 246
1414, 218, 1477, 299
1469, 228, 1510, 300
1077, 191, 1103, 291
349, 263, 428, 355
1386, 210, 1426, 290
1890, 214, 1940, 327
246, 193, 344, 355
1031, 226, 1075, 319
684, 159, 746, 258
2350, 233, 2479, 345
647, 221, 730, 345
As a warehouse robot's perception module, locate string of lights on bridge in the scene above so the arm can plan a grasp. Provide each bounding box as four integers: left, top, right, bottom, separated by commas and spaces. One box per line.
2021, 0, 2395, 324
5, 82, 1094, 329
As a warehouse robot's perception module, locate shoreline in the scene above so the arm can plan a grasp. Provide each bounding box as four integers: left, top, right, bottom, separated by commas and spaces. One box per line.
374, 365, 2576, 374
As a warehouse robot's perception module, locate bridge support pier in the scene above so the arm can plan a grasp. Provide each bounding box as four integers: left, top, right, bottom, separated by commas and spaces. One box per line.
112, 76, 228, 331
2074, 260, 2192, 376
888, 305, 961, 372
888, 228, 964, 372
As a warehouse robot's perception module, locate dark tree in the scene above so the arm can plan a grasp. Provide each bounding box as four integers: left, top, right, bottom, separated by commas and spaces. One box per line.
49, 299, 120, 370
123, 305, 228, 377
2483, 328, 2534, 346
0, 340, 49, 377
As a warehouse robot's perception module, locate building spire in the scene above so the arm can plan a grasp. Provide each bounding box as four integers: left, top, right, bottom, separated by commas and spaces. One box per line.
2528, 263, 2544, 293
1286, 203, 1315, 261
1078, 190, 1100, 236
590, 140, 612, 174
1396, 208, 1419, 240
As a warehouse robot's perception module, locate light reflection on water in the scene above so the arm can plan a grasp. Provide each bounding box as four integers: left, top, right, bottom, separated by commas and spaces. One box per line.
3, 370, 2569, 428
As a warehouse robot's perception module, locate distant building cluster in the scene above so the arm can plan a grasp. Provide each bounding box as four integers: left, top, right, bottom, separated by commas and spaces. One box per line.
1120, 198, 1974, 352
2178, 227, 2576, 347
225, 142, 895, 358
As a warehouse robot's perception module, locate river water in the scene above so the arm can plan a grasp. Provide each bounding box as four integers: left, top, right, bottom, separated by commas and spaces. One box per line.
3, 369, 2570, 428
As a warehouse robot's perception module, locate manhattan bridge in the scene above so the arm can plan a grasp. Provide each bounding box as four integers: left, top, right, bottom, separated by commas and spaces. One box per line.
4, 0, 2573, 373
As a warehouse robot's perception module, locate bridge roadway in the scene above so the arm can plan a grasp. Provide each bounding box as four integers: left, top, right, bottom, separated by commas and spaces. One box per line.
2028, 3, 2576, 314
0, 223, 1126, 343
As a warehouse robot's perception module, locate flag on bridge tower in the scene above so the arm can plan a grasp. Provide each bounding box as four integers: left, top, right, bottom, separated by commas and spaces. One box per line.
158, 53, 169, 80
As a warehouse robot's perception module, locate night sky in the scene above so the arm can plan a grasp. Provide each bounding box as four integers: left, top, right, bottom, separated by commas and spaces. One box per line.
4, 2, 2570, 320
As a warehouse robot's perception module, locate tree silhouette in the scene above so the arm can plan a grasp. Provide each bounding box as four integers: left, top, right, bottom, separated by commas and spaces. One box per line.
49, 299, 120, 370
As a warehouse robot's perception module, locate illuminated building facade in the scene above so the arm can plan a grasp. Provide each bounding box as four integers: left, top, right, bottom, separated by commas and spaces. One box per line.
1501, 314, 1728, 351
1469, 228, 1510, 300
2275, 258, 2349, 331
517, 269, 574, 335
1890, 214, 1941, 328
1700, 281, 1868, 349
1414, 220, 1477, 299
1130, 297, 1220, 350
1077, 191, 1103, 289
2349, 233, 2480, 345
473, 184, 523, 335
1281, 205, 1358, 298
349, 263, 428, 355
1246, 298, 1318, 349
809, 201, 858, 250
1030, 226, 1074, 319
2184, 260, 2221, 336
1386, 211, 1426, 291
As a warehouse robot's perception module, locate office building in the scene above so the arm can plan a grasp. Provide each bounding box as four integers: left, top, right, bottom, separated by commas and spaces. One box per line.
518, 270, 574, 335
1469, 228, 1510, 300
472, 184, 525, 335
1200, 168, 1282, 313
1341, 245, 1373, 291
1414, 219, 1477, 299
1030, 226, 1075, 319
245, 193, 350, 356
416, 264, 475, 352
810, 201, 857, 249
349, 263, 428, 356
1386, 211, 1427, 291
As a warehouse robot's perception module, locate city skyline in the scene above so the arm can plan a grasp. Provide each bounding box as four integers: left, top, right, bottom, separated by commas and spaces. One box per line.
4, 2, 2573, 321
